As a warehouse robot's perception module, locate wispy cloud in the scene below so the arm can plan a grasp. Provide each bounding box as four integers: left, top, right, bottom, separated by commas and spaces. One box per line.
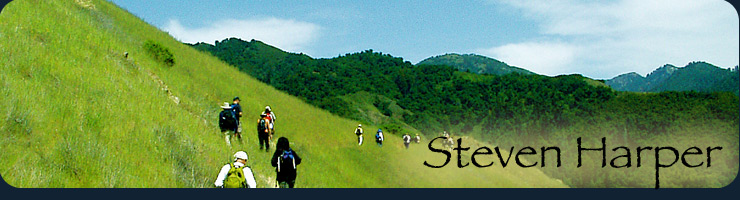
478, 42, 578, 75
164, 18, 320, 54
480, 0, 738, 78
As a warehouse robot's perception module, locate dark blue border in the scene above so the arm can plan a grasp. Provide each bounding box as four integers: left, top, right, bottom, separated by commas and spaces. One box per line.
0, 0, 10, 13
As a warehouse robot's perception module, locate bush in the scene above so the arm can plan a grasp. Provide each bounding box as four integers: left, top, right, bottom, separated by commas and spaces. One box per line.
143, 40, 175, 67
380, 122, 410, 136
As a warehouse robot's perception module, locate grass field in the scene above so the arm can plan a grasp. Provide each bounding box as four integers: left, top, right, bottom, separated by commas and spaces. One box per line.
0, 0, 566, 188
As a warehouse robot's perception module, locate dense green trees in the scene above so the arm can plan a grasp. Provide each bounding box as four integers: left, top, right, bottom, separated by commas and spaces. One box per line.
190, 38, 737, 138
190, 38, 738, 187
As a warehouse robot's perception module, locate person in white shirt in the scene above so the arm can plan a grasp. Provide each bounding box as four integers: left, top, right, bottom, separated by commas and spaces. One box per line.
376, 129, 384, 147
402, 134, 411, 149
355, 124, 364, 145
214, 151, 257, 188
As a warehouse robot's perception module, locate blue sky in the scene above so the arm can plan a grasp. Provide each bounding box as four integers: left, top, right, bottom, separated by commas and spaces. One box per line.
110, 0, 738, 79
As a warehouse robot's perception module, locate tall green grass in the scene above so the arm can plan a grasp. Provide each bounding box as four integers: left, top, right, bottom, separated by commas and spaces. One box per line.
0, 0, 565, 188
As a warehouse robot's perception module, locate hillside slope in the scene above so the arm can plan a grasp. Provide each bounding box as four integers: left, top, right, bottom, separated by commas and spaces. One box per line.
0, 0, 566, 188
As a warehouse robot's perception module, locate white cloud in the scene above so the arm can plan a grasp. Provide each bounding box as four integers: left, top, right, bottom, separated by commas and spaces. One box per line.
164, 18, 320, 54
487, 0, 738, 79
478, 42, 578, 75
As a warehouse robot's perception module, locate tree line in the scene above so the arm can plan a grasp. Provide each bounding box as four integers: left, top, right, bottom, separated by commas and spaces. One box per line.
190, 38, 738, 138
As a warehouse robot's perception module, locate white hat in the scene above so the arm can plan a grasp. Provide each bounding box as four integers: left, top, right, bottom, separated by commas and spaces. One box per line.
265, 106, 272, 111
358, 124, 362, 127
233, 151, 248, 161
221, 102, 231, 109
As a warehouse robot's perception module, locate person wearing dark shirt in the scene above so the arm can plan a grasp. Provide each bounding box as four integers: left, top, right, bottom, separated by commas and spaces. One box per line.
231, 97, 243, 141
271, 137, 302, 188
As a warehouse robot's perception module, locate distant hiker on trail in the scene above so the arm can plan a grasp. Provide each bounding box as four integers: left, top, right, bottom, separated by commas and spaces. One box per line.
414, 134, 421, 143
375, 129, 384, 147
219, 102, 239, 147
355, 124, 364, 145
443, 136, 455, 150
262, 106, 276, 134
214, 151, 257, 188
231, 97, 243, 141
258, 113, 271, 151
271, 137, 302, 188
402, 133, 411, 149
441, 131, 453, 149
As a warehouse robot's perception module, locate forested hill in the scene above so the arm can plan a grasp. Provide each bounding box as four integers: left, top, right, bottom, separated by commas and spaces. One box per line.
606, 62, 739, 95
417, 53, 535, 75
191, 37, 738, 188
189, 38, 736, 138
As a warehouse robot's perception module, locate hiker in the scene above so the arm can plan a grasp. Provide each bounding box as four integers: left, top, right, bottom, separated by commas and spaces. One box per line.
402, 133, 411, 149
443, 136, 455, 150
271, 137, 302, 188
214, 151, 257, 188
262, 106, 276, 134
258, 113, 271, 151
441, 131, 454, 149
375, 129, 384, 147
354, 124, 364, 145
414, 134, 421, 143
219, 102, 239, 146
231, 97, 243, 141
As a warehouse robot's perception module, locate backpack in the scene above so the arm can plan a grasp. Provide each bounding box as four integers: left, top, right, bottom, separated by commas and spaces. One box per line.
265, 113, 272, 123
375, 133, 383, 142
355, 128, 363, 136
219, 110, 237, 130
257, 118, 268, 132
223, 163, 248, 188
277, 149, 296, 173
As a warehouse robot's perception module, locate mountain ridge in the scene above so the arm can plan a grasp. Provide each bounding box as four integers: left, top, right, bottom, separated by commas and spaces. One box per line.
606, 62, 738, 94
417, 53, 536, 75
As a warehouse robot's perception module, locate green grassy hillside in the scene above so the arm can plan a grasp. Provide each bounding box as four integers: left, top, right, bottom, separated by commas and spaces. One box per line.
0, 0, 566, 188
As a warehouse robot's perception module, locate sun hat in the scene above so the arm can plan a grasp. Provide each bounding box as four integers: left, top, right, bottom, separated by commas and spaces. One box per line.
233, 151, 248, 161
221, 102, 232, 109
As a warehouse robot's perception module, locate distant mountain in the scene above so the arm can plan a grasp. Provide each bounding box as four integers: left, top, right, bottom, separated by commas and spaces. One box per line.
417, 53, 535, 75
606, 64, 678, 91
606, 62, 739, 95
606, 72, 648, 91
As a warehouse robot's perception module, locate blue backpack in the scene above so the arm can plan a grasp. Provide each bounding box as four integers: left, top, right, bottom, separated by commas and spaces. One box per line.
277, 150, 296, 172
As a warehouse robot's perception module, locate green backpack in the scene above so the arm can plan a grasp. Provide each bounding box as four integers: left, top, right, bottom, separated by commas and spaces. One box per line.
223, 163, 247, 188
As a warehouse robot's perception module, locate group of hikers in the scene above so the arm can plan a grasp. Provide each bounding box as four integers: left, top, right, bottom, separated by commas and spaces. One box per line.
218, 97, 276, 149
215, 97, 299, 188
213, 96, 436, 188
441, 131, 455, 149
354, 124, 420, 149
353, 124, 382, 146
